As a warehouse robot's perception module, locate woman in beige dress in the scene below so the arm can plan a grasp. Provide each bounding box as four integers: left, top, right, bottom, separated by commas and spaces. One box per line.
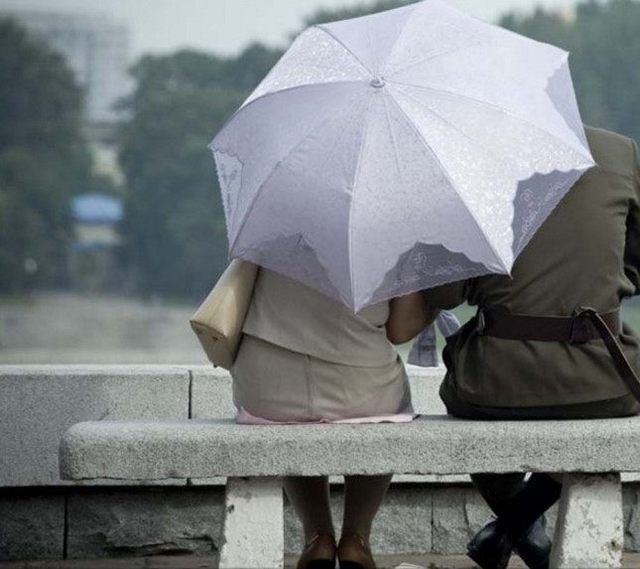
232, 268, 435, 569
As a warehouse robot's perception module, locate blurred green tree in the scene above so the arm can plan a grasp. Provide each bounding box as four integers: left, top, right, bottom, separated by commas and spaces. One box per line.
118, 1, 420, 301
120, 0, 640, 300
0, 18, 94, 292
304, 0, 416, 26
119, 45, 281, 299
501, 0, 640, 142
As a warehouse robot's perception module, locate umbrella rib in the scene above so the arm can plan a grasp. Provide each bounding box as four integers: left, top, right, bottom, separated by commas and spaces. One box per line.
395, 87, 523, 173
385, 92, 508, 272
212, 81, 366, 146
375, 1, 423, 76
227, 91, 367, 256
316, 26, 373, 77
390, 80, 591, 159
384, 34, 488, 78
347, 94, 378, 307
394, 87, 584, 257
365, 20, 377, 75
381, 92, 404, 183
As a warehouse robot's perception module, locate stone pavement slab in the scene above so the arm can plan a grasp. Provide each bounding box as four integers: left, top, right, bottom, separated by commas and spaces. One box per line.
1, 554, 640, 569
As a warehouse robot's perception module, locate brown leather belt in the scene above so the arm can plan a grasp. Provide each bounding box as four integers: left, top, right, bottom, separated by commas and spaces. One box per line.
477, 306, 640, 403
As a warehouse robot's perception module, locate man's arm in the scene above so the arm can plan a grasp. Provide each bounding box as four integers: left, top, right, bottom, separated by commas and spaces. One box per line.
624, 140, 640, 295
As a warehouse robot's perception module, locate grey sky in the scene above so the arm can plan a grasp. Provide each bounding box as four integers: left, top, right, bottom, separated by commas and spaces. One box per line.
1, 0, 578, 59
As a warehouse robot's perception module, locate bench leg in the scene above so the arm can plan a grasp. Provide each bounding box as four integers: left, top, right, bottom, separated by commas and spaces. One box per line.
219, 476, 284, 569
549, 473, 623, 568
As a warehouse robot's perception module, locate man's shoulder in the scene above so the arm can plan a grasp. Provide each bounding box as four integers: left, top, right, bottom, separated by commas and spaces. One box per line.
584, 125, 632, 146
584, 125, 637, 177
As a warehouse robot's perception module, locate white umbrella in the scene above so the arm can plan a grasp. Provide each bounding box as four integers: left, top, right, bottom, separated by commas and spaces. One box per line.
211, 0, 595, 311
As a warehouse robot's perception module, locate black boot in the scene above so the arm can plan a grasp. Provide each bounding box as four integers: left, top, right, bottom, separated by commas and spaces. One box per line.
515, 516, 551, 569
468, 515, 551, 569
467, 474, 560, 569
467, 518, 513, 569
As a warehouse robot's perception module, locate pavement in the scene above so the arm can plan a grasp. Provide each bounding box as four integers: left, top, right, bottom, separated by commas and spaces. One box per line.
1, 554, 640, 569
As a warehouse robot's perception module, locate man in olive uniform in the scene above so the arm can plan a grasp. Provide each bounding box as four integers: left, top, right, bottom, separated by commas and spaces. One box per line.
423, 126, 640, 569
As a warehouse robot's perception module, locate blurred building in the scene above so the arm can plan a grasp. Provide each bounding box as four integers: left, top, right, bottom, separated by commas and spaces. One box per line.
1, 8, 132, 126
550, 6, 577, 23
69, 193, 124, 291
0, 6, 132, 187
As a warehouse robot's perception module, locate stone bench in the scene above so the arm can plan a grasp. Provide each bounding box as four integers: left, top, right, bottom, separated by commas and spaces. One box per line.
59, 416, 640, 569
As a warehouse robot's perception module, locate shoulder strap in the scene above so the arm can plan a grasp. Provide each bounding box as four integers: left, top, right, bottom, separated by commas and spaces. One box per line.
581, 308, 640, 403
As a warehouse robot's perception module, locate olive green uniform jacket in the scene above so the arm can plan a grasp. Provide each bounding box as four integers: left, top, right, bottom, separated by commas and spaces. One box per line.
424, 126, 640, 414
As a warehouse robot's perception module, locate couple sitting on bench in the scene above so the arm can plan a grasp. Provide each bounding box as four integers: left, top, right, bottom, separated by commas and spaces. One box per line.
230, 126, 640, 569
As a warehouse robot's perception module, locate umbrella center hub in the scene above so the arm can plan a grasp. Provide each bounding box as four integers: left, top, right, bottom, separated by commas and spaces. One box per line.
370, 77, 386, 89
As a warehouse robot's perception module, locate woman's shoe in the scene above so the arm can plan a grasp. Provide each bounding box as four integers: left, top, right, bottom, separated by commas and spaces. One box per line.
467, 518, 514, 569
337, 532, 376, 569
297, 533, 337, 569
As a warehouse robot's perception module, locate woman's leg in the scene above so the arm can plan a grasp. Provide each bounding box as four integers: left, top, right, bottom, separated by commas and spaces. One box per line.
337, 475, 392, 569
284, 476, 334, 542
342, 474, 392, 540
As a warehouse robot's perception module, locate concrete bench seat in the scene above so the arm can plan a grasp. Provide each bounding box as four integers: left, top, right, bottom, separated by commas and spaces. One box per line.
60, 415, 640, 569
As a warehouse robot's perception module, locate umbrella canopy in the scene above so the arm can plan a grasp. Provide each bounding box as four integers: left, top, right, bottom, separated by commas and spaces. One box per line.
211, 0, 595, 311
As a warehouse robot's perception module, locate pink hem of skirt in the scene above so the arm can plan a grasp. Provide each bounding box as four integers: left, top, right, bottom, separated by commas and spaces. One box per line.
235, 406, 417, 425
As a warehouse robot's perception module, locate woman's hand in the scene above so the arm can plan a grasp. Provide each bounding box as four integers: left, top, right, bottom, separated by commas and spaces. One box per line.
386, 292, 439, 345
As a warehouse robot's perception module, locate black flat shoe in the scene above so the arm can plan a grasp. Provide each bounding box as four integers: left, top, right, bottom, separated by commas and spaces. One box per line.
515, 516, 551, 569
467, 518, 513, 569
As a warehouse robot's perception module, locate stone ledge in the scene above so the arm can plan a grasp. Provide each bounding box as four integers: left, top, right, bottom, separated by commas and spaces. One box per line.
0, 364, 446, 487
60, 415, 640, 480
0, 366, 191, 487
8, 365, 639, 488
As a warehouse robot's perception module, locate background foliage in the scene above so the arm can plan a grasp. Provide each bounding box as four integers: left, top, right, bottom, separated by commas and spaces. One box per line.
502, 0, 640, 142
118, 44, 284, 299
2, 0, 640, 299
0, 18, 97, 292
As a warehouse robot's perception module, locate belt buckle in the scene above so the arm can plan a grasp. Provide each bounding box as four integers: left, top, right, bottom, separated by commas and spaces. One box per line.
476, 309, 486, 335
570, 306, 596, 344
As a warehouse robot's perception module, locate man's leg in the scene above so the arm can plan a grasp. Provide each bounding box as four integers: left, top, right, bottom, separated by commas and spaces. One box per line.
494, 474, 562, 535
441, 379, 637, 568
471, 473, 526, 515
467, 474, 561, 569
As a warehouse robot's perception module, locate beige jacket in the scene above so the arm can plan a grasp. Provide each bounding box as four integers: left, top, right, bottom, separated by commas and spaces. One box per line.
243, 268, 397, 367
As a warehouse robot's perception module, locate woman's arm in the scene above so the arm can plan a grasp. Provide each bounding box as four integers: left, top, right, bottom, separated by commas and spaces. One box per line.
386, 292, 439, 345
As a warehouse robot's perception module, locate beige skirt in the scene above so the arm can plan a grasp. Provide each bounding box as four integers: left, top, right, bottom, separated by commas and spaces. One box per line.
231, 334, 413, 423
